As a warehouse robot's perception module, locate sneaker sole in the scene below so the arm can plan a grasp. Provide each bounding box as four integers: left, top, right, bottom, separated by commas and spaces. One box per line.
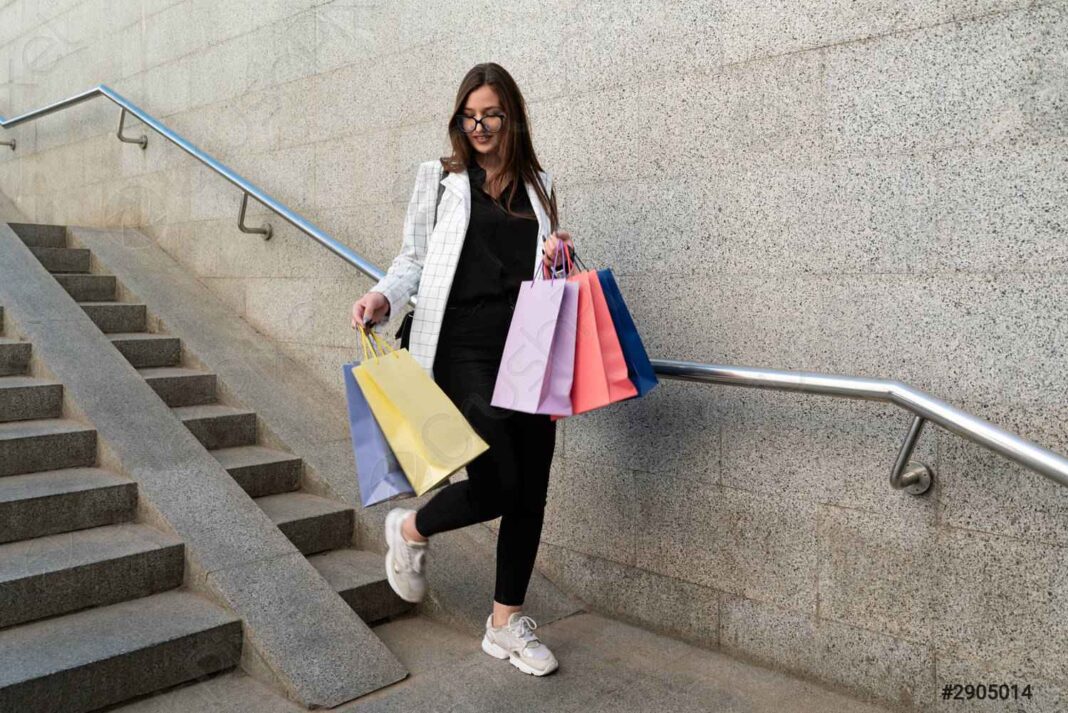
481, 635, 558, 676
385, 510, 425, 604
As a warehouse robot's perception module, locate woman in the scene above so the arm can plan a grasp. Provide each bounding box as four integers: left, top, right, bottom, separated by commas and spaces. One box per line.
350, 62, 571, 677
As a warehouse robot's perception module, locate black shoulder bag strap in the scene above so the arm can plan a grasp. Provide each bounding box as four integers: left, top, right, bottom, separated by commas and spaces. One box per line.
395, 165, 446, 349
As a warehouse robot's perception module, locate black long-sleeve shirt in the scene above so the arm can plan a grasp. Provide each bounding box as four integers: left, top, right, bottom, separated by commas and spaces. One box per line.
443, 156, 540, 310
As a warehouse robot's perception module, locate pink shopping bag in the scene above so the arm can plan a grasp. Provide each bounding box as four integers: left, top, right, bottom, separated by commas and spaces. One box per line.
552, 249, 637, 419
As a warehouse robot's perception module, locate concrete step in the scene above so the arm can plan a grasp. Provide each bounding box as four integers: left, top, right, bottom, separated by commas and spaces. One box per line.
0, 589, 242, 713
0, 467, 136, 544
28, 246, 90, 274
174, 403, 258, 449
0, 337, 31, 376
106, 669, 304, 713
140, 366, 217, 407
108, 332, 182, 368
0, 375, 63, 422
54, 273, 116, 302
307, 548, 412, 624
0, 418, 96, 477
0, 522, 184, 629
81, 301, 148, 333
256, 492, 354, 556
8, 222, 66, 248
211, 445, 302, 497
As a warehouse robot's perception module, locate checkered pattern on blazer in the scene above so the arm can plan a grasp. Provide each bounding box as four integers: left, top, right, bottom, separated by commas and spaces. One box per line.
369, 159, 556, 379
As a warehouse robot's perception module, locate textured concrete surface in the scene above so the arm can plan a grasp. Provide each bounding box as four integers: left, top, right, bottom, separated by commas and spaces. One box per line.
112, 611, 896, 713
0, 589, 242, 713
1, 2, 1066, 709
0, 223, 406, 707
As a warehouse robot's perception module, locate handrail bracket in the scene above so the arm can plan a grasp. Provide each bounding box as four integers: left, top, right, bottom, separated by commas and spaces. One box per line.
116, 108, 147, 149
890, 415, 933, 495
238, 192, 273, 241
0, 138, 14, 150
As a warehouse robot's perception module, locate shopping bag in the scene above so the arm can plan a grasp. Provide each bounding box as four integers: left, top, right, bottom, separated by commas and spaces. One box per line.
353, 328, 489, 496
550, 248, 638, 420
343, 337, 414, 507
562, 271, 637, 416
597, 268, 658, 397
587, 269, 638, 403
491, 246, 578, 415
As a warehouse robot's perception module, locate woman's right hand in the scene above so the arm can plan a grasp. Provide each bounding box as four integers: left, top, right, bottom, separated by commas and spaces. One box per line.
351, 291, 390, 330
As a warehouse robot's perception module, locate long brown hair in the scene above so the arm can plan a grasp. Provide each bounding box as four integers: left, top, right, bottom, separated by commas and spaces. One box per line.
440, 63, 558, 232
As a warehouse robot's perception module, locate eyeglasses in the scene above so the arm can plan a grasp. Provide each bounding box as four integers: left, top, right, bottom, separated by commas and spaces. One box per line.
456, 112, 506, 134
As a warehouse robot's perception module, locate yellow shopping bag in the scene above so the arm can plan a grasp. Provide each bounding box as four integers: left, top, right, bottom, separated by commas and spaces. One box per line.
352, 328, 490, 495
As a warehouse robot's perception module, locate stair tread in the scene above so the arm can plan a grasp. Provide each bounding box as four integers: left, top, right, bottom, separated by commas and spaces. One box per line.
211, 445, 301, 470
0, 589, 239, 688
255, 491, 353, 524
173, 404, 255, 419
307, 548, 387, 592
0, 417, 94, 440
0, 521, 181, 582
107, 332, 180, 342
0, 467, 131, 505
0, 375, 60, 389
0, 337, 27, 345
137, 366, 210, 379
78, 301, 144, 307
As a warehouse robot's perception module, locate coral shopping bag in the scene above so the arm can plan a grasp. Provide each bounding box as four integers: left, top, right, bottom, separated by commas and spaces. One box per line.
552, 251, 638, 419
596, 268, 658, 397
353, 328, 489, 496
343, 333, 414, 507
491, 246, 578, 415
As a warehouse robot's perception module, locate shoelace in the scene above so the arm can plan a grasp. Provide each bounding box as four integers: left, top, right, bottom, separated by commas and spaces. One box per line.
508, 615, 542, 651
397, 524, 426, 573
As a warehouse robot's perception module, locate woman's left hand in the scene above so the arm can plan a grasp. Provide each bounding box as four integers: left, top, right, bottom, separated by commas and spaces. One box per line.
543, 229, 572, 269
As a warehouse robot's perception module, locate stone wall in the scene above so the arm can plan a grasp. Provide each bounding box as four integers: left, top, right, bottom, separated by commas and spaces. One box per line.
1, 1, 1066, 709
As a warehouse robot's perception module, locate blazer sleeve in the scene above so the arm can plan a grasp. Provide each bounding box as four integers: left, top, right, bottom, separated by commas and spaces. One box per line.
368, 160, 438, 325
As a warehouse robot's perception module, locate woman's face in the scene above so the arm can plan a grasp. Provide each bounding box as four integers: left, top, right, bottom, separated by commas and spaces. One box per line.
461, 84, 505, 158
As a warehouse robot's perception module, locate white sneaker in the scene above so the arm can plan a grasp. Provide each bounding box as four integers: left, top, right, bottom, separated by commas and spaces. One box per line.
384, 508, 427, 603
482, 612, 559, 676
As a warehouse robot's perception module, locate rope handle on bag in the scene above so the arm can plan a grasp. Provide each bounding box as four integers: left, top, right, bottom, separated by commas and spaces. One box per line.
535, 235, 574, 283
365, 326, 399, 358
357, 324, 379, 363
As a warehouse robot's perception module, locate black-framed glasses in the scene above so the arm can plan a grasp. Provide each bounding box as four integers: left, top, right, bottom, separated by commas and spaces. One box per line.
456, 112, 506, 134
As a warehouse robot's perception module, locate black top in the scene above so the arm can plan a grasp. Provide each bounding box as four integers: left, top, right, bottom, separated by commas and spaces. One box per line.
443, 155, 539, 311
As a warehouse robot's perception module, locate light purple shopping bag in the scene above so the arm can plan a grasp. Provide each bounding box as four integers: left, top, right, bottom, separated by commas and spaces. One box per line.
540, 281, 578, 414
491, 248, 577, 414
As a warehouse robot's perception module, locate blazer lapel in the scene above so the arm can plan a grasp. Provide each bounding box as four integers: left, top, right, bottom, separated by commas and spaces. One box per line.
434, 166, 553, 283
526, 170, 553, 276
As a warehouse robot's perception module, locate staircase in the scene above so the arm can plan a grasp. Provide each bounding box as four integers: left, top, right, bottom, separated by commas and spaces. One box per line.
0, 301, 242, 712
0, 218, 583, 710
8, 221, 413, 628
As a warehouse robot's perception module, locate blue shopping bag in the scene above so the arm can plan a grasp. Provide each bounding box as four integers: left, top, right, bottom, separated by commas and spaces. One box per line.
343, 358, 415, 507
596, 268, 659, 397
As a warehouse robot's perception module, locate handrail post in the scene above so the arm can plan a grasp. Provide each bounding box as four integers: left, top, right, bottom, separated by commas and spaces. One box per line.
890, 415, 933, 495
116, 108, 147, 149
237, 192, 273, 241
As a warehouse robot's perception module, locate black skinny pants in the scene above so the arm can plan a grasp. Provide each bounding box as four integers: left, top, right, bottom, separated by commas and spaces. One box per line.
413, 297, 557, 606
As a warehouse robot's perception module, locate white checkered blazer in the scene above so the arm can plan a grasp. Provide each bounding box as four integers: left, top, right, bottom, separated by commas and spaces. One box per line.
369, 159, 556, 379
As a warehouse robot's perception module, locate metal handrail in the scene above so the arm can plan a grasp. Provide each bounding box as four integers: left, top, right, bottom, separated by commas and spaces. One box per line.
5, 84, 1068, 495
